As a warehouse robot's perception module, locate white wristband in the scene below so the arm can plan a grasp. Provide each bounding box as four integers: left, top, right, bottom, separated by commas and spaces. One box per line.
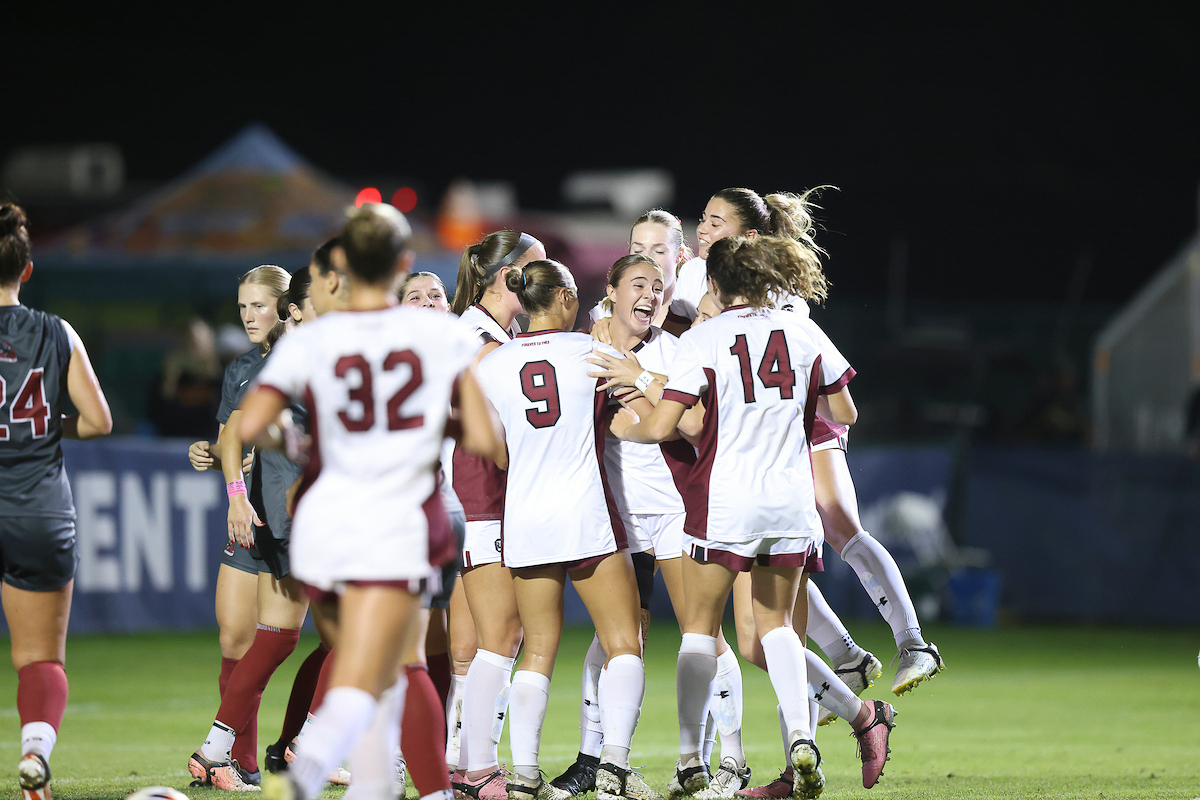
634, 370, 655, 393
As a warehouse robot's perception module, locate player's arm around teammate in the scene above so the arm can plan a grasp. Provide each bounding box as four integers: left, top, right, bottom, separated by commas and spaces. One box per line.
1, 204, 112, 800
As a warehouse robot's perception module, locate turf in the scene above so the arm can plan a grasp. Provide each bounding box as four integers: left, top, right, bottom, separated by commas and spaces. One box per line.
0, 621, 1197, 799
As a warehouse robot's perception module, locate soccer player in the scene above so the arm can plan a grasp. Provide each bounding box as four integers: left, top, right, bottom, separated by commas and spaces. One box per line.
448, 232, 545, 800
610, 235, 895, 799
477, 259, 654, 800
247, 204, 503, 800
0, 203, 113, 800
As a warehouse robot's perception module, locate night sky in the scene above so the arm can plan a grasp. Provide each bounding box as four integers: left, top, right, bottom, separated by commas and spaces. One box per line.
7, 4, 1199, 305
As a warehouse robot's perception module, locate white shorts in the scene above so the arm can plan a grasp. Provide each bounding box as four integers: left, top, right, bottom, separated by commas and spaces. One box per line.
623, 511, 685, 560
462, 519, 503, 569
686, 533, 823, 573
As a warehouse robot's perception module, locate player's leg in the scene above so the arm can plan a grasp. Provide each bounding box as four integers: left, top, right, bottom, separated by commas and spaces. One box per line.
398, 607, 453, 800
812, 447, 942, 694
804, 581, 880, 718
454, 562, 521, 799
280, 583, 420, 800
573, 554, 654, 800
671, 554, 737, 798
5, 576, 71, 800
444, 580, 473, 775
507, 565, 569, 800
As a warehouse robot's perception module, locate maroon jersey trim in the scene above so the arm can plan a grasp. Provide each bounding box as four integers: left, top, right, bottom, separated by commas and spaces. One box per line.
820, 366, 856, 395
682, 368, 719, 540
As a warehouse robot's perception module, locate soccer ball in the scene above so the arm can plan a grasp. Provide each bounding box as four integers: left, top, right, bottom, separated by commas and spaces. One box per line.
125, 788, 189, 800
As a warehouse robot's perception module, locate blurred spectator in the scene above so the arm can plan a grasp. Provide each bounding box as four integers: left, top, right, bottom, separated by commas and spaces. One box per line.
145, 317, 222, 437
1017, 354, 1089, 445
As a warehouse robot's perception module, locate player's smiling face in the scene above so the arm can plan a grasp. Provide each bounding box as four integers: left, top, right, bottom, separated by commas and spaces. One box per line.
608, 263, 664, 333
238, 282, 278, 345
401, 275, 449, 312
697, 197, 742, 258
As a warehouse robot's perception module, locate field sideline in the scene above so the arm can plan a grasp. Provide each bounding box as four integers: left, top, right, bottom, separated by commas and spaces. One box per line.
0, 621, 1196, 800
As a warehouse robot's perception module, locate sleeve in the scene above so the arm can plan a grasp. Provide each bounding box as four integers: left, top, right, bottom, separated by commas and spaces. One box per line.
661, 330, 707, 408
216, 359, 244, 424
253, 335, 309, 400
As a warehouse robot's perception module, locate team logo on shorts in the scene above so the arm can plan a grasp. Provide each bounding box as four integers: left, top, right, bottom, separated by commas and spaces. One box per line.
494, 538, 502, 553
0, 340, 16, 363
223, 542, 235, 557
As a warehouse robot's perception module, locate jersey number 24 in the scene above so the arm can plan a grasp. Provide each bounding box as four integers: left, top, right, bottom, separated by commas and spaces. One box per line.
0, 367, 51, 441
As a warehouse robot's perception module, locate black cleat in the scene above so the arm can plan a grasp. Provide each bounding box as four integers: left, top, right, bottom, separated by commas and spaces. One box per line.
550, 753, 599, 795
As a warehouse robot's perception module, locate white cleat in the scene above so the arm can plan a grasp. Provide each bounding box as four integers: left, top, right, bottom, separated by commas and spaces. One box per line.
692, 757, 750, 799
818, 651, 882, 726
597, 763, 662, 800
891, 642, 944, 695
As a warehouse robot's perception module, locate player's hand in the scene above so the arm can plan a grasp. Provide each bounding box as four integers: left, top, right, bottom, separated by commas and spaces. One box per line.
590, 317, 614, 346
614, 386, 645, 405
228, 494, 263, 549
587, 349, 643, 392
609, 407, 640, 441
242, 449, 255, 475
188, 440, 214, 471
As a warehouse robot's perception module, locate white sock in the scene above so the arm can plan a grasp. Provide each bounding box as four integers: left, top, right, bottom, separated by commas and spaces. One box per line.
508, 670, 550, 781
805, 582, 860, 664
21, 722, 57, 761
775, 706, 790, 765
420, 791, 454, 800
677, 633, 718, 759
805, 649, 862, 722
580, 634, 606, 759
347, 678, 405, 797
760, 626, 811, 741
446, 673, 466, 770
841, 532, 924, 648
200, 721, 236, 763
598, 653, 645, 771
462, 649, 514, 771
291, 686, 378, 800
711, 647, 745, 766
701, 710, 716, 770
296, 712, 315, 744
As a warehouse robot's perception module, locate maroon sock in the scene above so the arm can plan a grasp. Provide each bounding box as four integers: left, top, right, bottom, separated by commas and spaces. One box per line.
402, 664, 450, 794
217, 626, 301, 772
17, 662, 69, 733
219, 657, 239, 698
278, 643, 329, 745
309, 647, 336, 714
427, 651, 452, 711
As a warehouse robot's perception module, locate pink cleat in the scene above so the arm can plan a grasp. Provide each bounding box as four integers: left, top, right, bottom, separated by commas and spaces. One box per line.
851, 700, 897, 788
453, 767, 511, 800
188, 751, 261, 791
733, 768, 792, 799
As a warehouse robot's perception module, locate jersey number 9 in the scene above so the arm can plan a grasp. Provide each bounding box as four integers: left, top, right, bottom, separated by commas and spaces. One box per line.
520, 360, 561, 429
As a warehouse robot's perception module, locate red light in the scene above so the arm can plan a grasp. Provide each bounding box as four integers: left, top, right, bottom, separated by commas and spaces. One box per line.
391, 186, 418, 213
355, 187, 382, 208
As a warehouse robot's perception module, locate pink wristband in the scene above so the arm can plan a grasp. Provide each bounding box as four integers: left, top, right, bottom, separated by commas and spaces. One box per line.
226, 478, 247, 498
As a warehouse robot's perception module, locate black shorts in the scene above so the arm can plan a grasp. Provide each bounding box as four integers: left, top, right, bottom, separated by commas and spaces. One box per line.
0, 516, 78, 592
220, 533, 291, 581
425, 507, 465, 610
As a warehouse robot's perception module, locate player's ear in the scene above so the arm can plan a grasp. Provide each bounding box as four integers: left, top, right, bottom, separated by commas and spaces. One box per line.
20, 261, 32, 283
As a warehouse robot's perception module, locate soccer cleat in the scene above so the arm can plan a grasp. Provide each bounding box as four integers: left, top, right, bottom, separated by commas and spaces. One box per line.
260, 771, 299, 800
454, 767, 511, 800
850, 700, 896, 788
281, 742, 350, 786
692, 756, 750, 799
819, 651, 883, 726
507, 772, 572, 800
188, 751, 262, 791
234, 760, 261, 786
667, 756, 709, 797
891, 643, 944, 695
550, 752, 599, 794
733, 768, 792, 799
596, 763, 662, 800
788, 739, 824, 800
18, 753, 51, 800
396, 755, 408, 797
264, 741, 288, 774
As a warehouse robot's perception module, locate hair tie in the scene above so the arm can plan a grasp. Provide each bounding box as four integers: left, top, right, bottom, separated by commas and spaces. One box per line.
521, 268, 528, 287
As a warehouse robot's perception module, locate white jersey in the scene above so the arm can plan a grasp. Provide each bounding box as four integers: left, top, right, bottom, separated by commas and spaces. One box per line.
667, 257, 708, 323
478, 330, 626, 568
460, 303, 521, 345
661, 305, 832, 546
255, 305, 480, 584
603, 328, 694, 515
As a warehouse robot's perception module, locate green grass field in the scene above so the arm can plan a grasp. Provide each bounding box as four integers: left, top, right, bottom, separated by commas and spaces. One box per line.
1, 621, 1197, 800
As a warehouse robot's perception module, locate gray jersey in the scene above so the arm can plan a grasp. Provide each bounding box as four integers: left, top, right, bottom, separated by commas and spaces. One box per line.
0, 305, 75, 518
220, 347, 305, 541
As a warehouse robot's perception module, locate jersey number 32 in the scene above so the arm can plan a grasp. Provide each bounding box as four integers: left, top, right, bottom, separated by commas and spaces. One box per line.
334, 352, 424, 432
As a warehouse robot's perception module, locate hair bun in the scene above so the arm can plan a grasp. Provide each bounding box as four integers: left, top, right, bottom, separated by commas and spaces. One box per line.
0, 204, 27, 237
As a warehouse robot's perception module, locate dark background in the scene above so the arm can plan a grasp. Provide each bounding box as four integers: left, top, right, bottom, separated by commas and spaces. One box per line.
7, 4, 1199, 304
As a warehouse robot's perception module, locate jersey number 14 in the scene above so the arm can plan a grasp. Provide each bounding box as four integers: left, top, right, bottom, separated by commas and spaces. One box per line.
729, 331, 796, 403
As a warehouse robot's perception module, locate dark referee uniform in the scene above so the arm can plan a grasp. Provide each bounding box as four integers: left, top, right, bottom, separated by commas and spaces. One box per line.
0, 306, 77, 591
217, 347, 304, 579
